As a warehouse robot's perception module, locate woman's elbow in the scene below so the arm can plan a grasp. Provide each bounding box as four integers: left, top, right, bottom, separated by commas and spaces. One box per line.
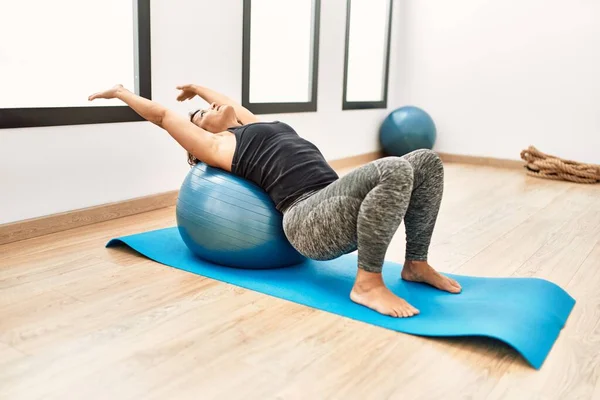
151, 106, 168, 127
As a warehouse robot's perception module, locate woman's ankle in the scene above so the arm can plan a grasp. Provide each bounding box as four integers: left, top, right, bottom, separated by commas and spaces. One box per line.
353, 268, 385, 292
404, 259, 429, 269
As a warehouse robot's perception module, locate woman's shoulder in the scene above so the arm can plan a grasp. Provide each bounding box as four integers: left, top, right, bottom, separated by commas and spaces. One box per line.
241, 120, 284, 127
236, 120, 296, 134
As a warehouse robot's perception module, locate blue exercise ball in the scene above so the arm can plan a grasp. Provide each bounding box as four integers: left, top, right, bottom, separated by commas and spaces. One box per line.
379, 106, 437, 156
176, 163, 306, 269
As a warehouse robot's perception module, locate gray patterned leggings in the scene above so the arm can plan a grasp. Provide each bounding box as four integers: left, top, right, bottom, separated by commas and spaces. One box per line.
282, 149, 444, 273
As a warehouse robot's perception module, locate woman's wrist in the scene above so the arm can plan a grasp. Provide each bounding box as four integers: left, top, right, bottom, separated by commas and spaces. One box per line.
193, 85, 205, 96
114, 85, 129, 99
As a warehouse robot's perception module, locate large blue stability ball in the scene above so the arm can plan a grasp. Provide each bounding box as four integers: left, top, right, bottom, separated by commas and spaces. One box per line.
379, 106, 437, 156
176, 163, 306, 269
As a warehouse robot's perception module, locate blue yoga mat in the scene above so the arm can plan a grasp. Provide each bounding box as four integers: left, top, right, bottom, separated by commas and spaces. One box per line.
107, 227, 575, 369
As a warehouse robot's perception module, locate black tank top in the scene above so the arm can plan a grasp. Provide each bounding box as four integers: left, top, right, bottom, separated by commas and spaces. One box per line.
229, 121, 339, 211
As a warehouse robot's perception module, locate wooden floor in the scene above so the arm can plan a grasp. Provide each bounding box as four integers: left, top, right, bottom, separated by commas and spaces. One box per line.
1, 163, 599, 400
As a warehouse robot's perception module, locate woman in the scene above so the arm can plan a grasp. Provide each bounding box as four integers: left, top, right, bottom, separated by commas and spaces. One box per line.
89, 84, 461, 318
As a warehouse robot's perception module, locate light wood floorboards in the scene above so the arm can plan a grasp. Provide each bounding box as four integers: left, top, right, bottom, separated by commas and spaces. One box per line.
0, 163, 599, 400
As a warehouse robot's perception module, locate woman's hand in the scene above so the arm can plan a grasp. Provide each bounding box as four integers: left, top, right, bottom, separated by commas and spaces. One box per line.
88, 84, 125, 101
176, 84, 199, 102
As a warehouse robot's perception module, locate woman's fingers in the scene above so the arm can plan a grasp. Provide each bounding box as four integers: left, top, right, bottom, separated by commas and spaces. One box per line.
88, 84, 122, 101
88, 90, 112, 101
176, 92, 190, 101
176, 90, 195, 102
88, 92, 103, 101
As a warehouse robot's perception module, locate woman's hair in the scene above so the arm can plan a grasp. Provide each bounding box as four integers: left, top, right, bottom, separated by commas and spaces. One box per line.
187, 109, 201, 166
187, 152, 199, 166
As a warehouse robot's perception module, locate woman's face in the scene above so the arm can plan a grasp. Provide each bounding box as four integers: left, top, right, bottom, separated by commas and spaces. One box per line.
190, 102, 238, 133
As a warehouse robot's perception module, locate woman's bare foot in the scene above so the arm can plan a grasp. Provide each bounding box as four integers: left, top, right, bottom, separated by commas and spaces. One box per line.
401, 260, 462, 293
350, 269, 419, 318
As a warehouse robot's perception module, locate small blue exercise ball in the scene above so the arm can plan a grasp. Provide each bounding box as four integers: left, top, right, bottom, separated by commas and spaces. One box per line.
176, 163, 306, 269
379, 106, 437, 156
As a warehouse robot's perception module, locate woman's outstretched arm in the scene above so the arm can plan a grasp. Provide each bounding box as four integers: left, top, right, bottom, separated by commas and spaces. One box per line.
176, 84, 259, 125
89, 85, 223, 168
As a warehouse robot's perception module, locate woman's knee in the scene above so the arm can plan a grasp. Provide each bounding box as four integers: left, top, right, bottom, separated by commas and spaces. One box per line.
404, 149, 443, 173
375, 156, 414, 189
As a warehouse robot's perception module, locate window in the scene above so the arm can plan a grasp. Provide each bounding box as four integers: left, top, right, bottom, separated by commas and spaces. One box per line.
342, 0, 393, 110
0, 0, 151, 129
242, 0, 320, 114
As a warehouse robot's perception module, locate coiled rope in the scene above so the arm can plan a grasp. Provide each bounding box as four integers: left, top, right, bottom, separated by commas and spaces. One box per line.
520, 146, 600, 184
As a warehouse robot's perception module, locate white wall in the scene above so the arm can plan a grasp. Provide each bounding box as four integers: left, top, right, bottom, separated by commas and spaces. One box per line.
401, 0, 600, 163
0, 0, 403, 224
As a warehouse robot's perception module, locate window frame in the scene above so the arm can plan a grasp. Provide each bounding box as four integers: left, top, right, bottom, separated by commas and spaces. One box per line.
241, 0, 321, 114
342, 0, 393, 111
0, 0, 152, 129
